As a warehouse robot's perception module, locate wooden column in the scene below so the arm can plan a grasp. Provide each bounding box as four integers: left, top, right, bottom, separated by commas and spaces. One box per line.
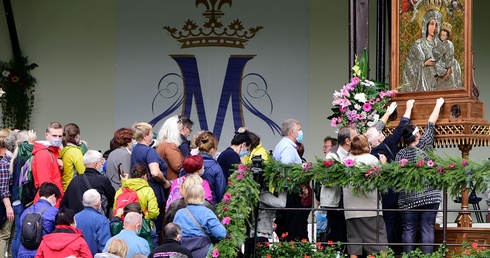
456, 144, 473, 227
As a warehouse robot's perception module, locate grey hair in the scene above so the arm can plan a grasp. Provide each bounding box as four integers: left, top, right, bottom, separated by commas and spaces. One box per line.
124, 212, 143, 226
82, 189, 101, 207
83, 150, 103, 166
280, 119, 300, 137
164, 222, 182, 240
7, 130, 34, 174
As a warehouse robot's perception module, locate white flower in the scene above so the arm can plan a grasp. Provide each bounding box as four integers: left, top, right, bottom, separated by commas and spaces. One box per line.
0, 88, 5, 97
1, 70, 9, 77
373, 114, 380, 121
354, 93, 367, 103
360, 79, 375, 87
354, 104, 361, 110
333, 90, 343, 99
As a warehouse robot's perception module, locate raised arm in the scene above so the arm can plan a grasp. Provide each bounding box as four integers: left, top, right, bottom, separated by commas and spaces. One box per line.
403, 99, 415, 119
428, 98, 445, 124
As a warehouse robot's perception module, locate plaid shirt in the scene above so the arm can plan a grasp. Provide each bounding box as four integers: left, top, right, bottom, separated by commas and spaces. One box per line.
0, 151, 12, 199
395, 122, 441, 209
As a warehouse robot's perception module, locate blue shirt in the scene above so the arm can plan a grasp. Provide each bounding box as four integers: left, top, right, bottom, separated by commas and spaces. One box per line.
75, 207, 111, 255
104, 229, 150, 258
273, 137, 301, 164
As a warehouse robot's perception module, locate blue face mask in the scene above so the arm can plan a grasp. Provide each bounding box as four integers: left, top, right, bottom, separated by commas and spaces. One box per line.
50, 138, 62, 147
98, 161, 105, 173
296, 130, 304, 143
239, 150, 250, 158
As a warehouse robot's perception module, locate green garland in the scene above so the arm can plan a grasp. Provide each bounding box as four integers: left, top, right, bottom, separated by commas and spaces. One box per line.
0, 56, 37, 129
210, 154, 490, 257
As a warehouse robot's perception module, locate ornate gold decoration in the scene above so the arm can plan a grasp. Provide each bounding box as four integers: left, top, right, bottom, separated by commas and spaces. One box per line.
384, 124, 490, 148
163, 0, 263, 49
441, 22, 452, 33
425, 0, 443, 12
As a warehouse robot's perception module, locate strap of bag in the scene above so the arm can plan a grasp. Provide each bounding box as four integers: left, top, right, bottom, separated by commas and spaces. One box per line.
81, 174, 93, 189
184, 207, 212, 242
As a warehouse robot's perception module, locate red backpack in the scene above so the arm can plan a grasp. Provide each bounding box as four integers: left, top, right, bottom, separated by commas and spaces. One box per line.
113, 187, 139, 216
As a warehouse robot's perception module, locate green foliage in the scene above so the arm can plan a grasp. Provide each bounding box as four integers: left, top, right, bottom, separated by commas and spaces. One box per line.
211, 166, 260, 257
0, 56, 37, 129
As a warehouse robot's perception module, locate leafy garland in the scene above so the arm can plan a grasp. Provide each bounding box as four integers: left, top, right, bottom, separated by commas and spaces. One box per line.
0, 56, 37, 129
210, 154, 490, 257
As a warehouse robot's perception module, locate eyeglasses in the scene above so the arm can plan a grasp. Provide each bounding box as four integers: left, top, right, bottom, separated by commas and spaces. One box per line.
187, 127, 193, 133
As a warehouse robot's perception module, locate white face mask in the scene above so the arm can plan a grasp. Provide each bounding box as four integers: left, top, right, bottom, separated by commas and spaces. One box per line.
50, 138, 62, 147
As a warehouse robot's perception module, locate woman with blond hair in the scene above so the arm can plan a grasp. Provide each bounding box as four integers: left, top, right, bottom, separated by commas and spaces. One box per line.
94, 238, 128, 258
174, 184, 226, 257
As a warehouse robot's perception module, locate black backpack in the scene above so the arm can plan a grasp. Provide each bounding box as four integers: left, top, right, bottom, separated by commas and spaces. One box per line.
20, 205, 50, 249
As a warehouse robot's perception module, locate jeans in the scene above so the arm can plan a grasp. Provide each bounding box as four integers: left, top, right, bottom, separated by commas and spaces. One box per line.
11, 203, 25, 258
401, 203, 439, 254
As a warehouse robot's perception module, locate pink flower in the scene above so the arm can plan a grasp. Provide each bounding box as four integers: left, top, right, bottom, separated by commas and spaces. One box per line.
344, 159, 354, 167
302, 163, 309, 170
369, 99, 375, 105
462, 160, 467, 166
400, 162, 406, 168
351, 76, 360, 85
339, 106, 347, 113
376, 98, 380, 102
222, 217, 231, 225
236, 174, 243, 179
237, 164, 245, 172
400, 159, 409, 163
332, 97, 351, 109
427, 160, 434, 167
379, 91, 386, 98
362, 103, 372, 112
212, 248, 220, 258
223, 193, 231, 203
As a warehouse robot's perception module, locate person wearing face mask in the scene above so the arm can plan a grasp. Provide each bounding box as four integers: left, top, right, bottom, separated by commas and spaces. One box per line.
17, 182, 62, 258
166, 155, 213, 210
217, 129, 251, 180
60, 150, 116, 217
74, 189, 112, 256
273, 119, 303, 164
106, 128, 135, 191
32, 122, 65, 207
59, 123, 86, 191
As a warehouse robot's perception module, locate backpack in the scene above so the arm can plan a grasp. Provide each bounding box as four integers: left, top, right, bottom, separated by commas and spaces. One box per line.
19, 156, 36, 206
165, 176, 185, 211
19, 150, 53, 207
20, 205, 50, 250
113, 187, 139, 216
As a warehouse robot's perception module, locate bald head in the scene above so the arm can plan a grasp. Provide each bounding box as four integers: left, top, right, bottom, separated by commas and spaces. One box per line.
124, 212, 143, 232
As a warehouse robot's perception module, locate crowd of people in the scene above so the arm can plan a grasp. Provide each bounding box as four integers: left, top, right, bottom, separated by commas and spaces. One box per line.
0, 98, 447, 258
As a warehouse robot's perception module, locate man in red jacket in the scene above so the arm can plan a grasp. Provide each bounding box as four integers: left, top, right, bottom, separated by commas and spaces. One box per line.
32, 122, 64, 207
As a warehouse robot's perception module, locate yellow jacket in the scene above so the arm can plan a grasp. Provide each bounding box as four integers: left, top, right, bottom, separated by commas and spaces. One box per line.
59, 144, 85, 190
243, 142, 269, 164
114, 178, 160, 221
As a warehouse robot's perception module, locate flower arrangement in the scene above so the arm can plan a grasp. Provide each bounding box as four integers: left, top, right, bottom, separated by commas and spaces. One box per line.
0, 56, 38, 129
328, 49, 397, 134
256, 235, 345, 258
210, 154, 490, 257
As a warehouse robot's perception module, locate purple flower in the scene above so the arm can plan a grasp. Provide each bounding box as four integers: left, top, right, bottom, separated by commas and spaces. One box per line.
462, 160, 467, 166
212, 248, 220, 258
344, 159, 354, 167
222, 217, 231, 225
362, 103, 372, 112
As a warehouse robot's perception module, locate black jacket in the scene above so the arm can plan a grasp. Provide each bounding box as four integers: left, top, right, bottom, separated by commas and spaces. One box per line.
60, 168, 116, 214
149, 239, 193, 258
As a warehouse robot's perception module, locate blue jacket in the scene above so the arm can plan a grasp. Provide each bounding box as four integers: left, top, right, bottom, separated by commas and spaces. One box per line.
199, 153, 227, 204
75, 207, 112, 256
17, 199, 58, 258
174, 204, 226, 239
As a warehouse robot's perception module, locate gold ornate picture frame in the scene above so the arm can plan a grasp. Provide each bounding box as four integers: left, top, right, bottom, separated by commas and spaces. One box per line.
390, 0, 473, 100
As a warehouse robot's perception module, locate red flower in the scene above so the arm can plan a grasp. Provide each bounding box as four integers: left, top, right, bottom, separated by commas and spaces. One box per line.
228, 181, 232, 185
417, 160, 424, 168
324, 160, 334, 168
223, 207, 228, 211
303, 255, 310, 258
368, 255, 375, 258
276, 173, 280, 177
266, 254, 271, 258
264, 242, 270, 247
327, 240, 334, 247
301, 239, 307, 243
286, 177, 291, 181
291, 244, 295, 248
281, 232, 288, 238
472, 242, 478, 249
